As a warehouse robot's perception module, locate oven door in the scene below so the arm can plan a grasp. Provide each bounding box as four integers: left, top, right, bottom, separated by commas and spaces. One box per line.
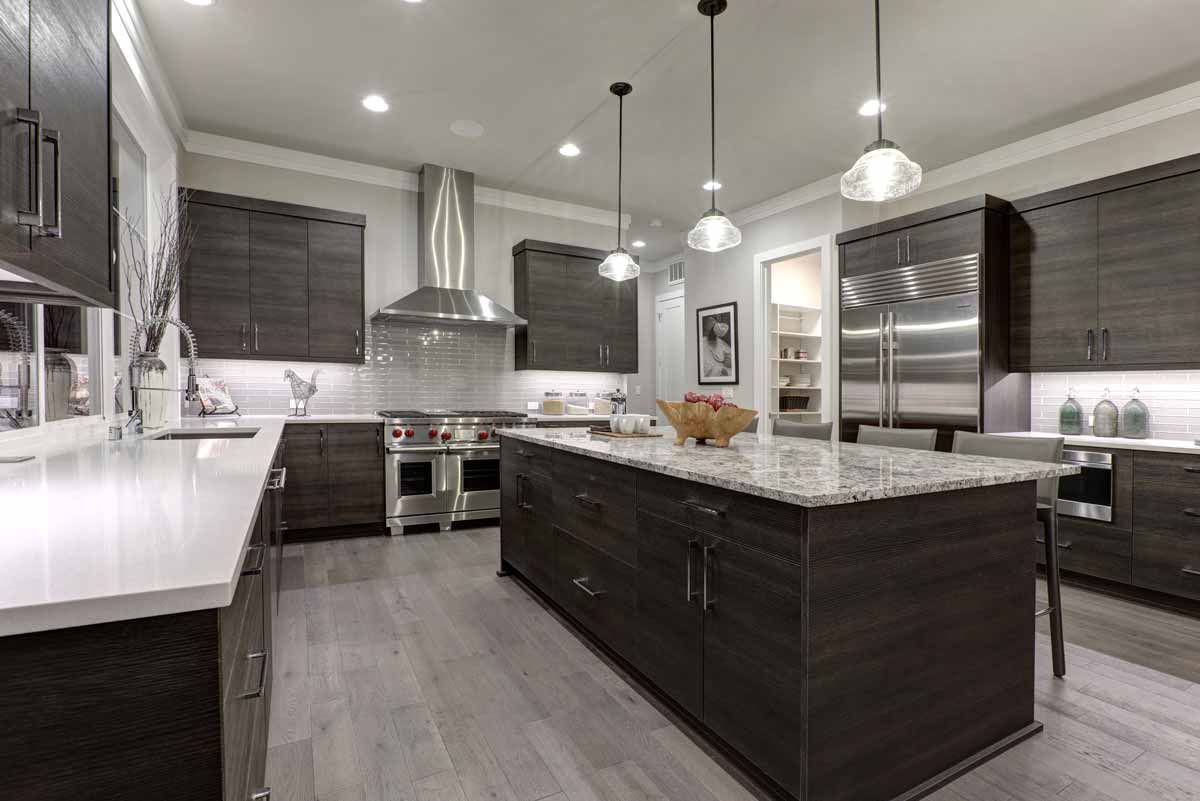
447, 444, 501, 513
1057, 450, 1114, 523
387, 447, 449, 518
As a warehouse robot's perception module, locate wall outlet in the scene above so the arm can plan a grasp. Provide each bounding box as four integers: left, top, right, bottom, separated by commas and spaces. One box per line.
634, 385, 641, 395
526, 401, 539, 411
1088, 413, 1094, 428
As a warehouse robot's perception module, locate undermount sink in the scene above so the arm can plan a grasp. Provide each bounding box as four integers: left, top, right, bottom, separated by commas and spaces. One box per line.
151, 429, 260, 441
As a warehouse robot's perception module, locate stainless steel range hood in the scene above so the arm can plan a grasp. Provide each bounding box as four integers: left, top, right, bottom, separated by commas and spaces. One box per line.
372, 164, 526, 326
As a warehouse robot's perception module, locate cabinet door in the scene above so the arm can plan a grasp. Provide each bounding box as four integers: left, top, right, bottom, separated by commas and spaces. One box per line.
282, 424, 329, 531
1098, 171, 1200, 366
902, 212, 980, 265
250, 212, 309, 357
1009, 198, 1099, 370
604, 274, 638, 372
308, 220, 363, 361
28, 0, 113, 306
0, 0, 30, 258
702, 535, 806, 798
635, 511, 702, 718
184, 203, 251, 356
326, 424, 385, 527
518, 250, 564, 369
562, 255, 608, 370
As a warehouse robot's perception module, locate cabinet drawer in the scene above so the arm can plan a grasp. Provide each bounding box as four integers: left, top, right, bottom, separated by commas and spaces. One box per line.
637, 470, 805, 563
222, 571, 265, 801
556, 528, 637, 661
219, 557, 259, 702
502, 438, 553, 481
1035, 517, 1131, 583
1133, 532, 1200, 601
1133, 451, 1200, 537
553, 451, 637, 566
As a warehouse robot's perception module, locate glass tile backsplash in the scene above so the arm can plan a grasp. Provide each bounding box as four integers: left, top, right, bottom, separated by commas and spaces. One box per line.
1032, 371, 1200, 440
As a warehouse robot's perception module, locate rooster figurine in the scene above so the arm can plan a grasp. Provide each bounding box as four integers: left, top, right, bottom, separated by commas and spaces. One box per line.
284, 368, 321, 417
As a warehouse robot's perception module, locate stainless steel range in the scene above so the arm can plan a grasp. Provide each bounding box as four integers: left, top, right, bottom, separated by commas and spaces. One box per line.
378, 409, 535, 535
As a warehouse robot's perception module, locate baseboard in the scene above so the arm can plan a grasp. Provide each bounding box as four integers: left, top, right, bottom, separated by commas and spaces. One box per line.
283, 522, 386, 543
1039, 565, 1200, 618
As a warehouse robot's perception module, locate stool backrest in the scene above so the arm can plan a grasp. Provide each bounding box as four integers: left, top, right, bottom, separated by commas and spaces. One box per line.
857, 425, 938, 451
951, 431, 1064, 506
774, 419, 833, 441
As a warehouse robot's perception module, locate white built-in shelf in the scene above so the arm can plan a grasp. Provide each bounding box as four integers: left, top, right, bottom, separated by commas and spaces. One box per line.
773, 385, 821, 390
773, 410, 822, 417
778, 304, 821, 315
771, 358, 821, 364
772, 330, 821, 338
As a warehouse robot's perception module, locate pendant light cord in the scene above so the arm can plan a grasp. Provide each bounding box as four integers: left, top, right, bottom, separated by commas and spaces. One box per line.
874, 0, 883, 143
709, 10, 717, 209
617, 92, 623, 250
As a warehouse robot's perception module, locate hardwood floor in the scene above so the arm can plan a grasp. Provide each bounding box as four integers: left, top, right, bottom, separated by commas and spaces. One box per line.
267, 528, 1200, 801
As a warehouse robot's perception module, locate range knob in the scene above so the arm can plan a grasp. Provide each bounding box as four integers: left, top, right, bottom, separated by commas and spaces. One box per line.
405, 429, 415, 438
392, 428, 403, 439
428, 429, 439, 439
441, 431, 453, 442
478, 431, 489, 441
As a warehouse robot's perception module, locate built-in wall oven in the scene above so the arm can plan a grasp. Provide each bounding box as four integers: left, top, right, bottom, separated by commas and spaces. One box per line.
1057, 449, 1114, 522
380, 410, 533, 534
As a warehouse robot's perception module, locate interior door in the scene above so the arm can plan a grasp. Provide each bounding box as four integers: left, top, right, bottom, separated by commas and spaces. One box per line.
838, 303, 885, 442
889, 293, 979, 446
656, 294, 685, 404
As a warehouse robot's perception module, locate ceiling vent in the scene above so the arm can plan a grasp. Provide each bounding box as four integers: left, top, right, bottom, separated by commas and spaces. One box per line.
667, 259, 686, 286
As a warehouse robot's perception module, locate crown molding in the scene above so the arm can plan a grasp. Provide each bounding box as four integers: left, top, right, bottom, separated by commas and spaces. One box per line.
110, 0, 187, 145
182, 130, 629, 228
730, 78, 1200, 226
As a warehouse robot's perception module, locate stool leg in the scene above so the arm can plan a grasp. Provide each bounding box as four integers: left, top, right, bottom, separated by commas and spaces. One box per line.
1043, 512, 1067, 677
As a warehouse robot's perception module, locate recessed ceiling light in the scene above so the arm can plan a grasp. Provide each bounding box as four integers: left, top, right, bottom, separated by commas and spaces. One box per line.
362, 94, 389, 113
631, 240, 646, 248
403, 0, 423, 3
649, 219, 662, 228
450, 119, 485, 138
184, 0, 214, 5
703, 179, 722, 192
558, 142, 581, 158
858, 98, 887, 116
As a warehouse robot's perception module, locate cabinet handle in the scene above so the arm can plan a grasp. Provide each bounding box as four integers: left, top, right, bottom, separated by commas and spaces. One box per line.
1086, 329, 1094, 361
516, 448, 534, 458
1101, 328, 1109, 361
599, 345, 604, 365
239, 650, 269, 699
319, 428, 325, 453
266, 467, 287, 491
241, 323, 248, 352
1183, 467, 1200, 474
1183, 508, 1200, 518
532, 340, 537, 363
905, 235, 911, 264
606, 344, 611, 366
702, 544, 718, 610
242, 543, 266, 575
39, 129, 62, 238
251, 790, 272, 801
572, 576, 607, 598
1034, 537, 1073, 550
376, 427, 382, 456
355, 328, 361, 357
1182, 567, 1200, 578
254, 323, 260, 352
685, 539, 700, 603
896, 237, 901, 266
573, 493, 603, 510
16, 109, 43, 226
680, 499, 725, 518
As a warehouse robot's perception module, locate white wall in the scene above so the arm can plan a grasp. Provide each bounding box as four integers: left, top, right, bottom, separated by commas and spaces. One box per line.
771, 253, 822, 308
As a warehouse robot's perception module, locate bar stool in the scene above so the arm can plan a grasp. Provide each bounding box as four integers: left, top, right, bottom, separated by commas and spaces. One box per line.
856, 425, 938, 451
952, 431, 1067, 678
774, 419, 833, 440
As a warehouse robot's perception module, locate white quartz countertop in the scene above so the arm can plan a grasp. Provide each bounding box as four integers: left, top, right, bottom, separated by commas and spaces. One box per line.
203, 413, 382, 424
0, 417, 284, 636
998, 431, 1200, 456
499, 428, 1077, 508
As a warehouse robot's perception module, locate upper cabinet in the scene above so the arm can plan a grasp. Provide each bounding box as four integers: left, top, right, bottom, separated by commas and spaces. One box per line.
839, 199, 993, 278
180, 190, 366, 363
0, 0, 113, 307
1010, 157, 1200, 371
512, 240, 638, 373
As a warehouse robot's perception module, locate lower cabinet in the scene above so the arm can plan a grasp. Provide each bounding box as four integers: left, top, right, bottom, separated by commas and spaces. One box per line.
555, 527, 637, 662
282, 422, 386, 536
1132, 451, 1200, 600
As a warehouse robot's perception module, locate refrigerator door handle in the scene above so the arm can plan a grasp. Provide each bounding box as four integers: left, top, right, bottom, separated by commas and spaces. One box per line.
878, 312, 886, 426
888, 310, 896, 428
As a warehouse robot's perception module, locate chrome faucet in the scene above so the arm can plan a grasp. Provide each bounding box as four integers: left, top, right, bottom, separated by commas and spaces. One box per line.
126, 315, 201, 416
109, 409, 143, 440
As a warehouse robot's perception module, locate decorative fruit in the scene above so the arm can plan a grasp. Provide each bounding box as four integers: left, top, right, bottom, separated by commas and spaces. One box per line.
684, 391, 705, 403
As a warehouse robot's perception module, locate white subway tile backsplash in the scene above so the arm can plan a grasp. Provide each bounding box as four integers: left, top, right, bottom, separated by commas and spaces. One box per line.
1031, 370, 1200, 440
182, 319, 624, 417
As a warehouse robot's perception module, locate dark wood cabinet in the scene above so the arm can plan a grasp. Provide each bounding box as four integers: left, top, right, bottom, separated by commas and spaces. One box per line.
181, 191, 365, 364
840, 207, 983, 277
281, 422, 385, 536
513, 240, 639, 373
501, 467, 556, 593
249, 212, 308, 357
555, 527, 637, 661
1009, 197, 1099, 370
0, 0, 113, 307
308, 220, 364, 361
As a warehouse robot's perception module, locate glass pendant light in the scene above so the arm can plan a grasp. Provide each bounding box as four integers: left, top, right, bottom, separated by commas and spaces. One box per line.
687, 0, 741, 253
599, 82, 640, 282
840, 0, 922, 202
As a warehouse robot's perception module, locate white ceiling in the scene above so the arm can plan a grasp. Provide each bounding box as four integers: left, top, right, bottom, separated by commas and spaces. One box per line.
139, 0, 1200, 260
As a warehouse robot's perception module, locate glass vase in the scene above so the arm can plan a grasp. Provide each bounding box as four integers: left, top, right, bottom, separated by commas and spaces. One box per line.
131, 351, 170, 430
1092, 389, 1119, 438
1058, 389, 1083, 435
1121, 388, 1149, 439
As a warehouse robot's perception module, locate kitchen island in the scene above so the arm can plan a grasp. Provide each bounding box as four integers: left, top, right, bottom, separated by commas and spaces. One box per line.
498, 428, 1077, 801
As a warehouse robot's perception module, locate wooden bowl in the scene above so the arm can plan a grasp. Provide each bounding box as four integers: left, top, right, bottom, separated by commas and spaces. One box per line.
656, 400, 758, 448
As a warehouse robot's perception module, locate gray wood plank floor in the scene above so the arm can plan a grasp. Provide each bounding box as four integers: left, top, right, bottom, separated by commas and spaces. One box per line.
267, 529, 1200, 801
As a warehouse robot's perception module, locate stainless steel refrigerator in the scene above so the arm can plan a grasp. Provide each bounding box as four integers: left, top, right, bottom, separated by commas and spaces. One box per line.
840, 254, 985, 450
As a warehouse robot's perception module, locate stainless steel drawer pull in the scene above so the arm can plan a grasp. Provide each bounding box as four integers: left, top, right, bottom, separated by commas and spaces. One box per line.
1101, 328, 1110, 361
254, 323, 260, 352
573, 493, 603, 510
1086, 329, 1094, 361
1185, 467, 1200, 474
1183, 508, 1200, 518
702, 544, 718, 609
355, 328, 361, 356
267, 467, 287, 491
251, 790, 272, 800
681, 499, 724, 518
572, 577, 607, 598
239, 650, 269, 699
16, 109, 43, 227
1182, 567, 1200, 578
242, 544, 266, 575
241, 323, 248, 352
685, 539, 700, 603
40, 128, 62, 238
1035, 537, 1073, 550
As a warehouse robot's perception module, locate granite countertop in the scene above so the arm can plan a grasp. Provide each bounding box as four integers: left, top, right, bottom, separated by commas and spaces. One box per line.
499, 428, 1077, 508
998, 431, 1200, 456
0, 416, 284, 636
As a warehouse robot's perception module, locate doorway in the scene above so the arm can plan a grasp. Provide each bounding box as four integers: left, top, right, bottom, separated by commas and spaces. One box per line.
656, 289, 685, 406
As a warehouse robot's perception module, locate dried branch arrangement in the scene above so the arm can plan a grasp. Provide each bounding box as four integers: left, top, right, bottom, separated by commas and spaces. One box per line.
115, 187, 196, 353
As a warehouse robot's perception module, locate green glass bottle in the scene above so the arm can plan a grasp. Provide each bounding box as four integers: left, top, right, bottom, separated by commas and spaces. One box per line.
1121, 387, 1149, 439
1093, 388, 1119, 438
1058, 388, 1083, 435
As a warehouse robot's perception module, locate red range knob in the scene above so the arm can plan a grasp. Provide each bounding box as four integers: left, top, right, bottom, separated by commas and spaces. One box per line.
478, 431, 489, 441
441, 431, 453, 441
392, 429, 402, 438
405, 429, 415, 438
428, 429, 438, 439
491, 430, 498, 439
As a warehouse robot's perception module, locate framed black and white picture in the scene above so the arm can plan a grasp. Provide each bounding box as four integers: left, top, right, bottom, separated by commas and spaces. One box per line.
696, 302, 739, 385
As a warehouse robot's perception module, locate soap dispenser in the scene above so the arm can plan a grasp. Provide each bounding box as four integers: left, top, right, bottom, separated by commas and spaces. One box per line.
1093, 388, 1119, 438
1058, 388, 1083, 435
